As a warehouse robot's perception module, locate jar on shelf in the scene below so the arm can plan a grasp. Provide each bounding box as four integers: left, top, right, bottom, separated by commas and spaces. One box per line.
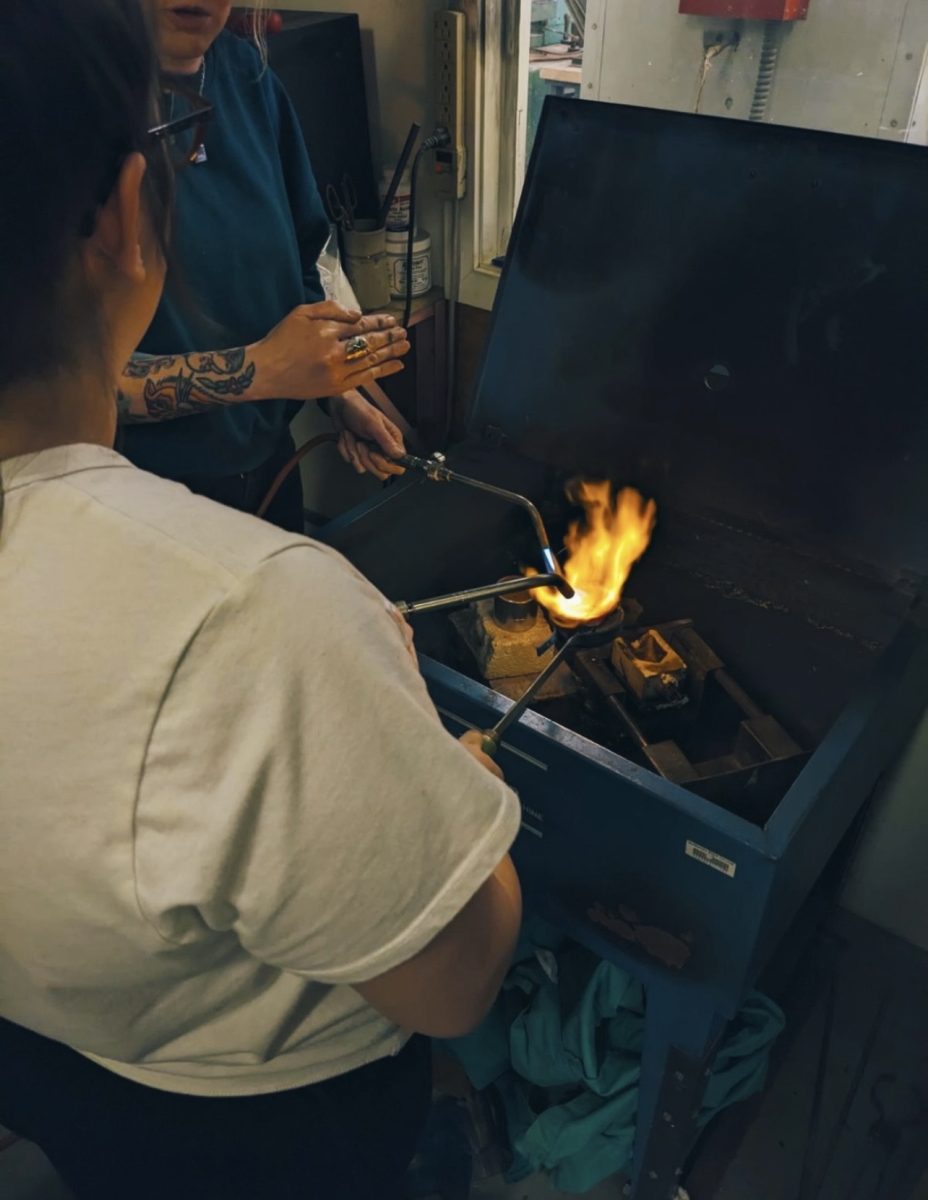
386, 229, 432, 300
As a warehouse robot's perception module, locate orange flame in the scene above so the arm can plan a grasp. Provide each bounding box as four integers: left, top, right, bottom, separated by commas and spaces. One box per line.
531, 482, 657, 628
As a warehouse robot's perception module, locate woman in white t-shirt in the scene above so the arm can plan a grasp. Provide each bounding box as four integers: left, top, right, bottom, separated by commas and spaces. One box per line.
0, 3, 522, 1197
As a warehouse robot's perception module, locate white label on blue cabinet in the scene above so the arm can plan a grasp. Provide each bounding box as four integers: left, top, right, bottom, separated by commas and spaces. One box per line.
686, 840, 737, 878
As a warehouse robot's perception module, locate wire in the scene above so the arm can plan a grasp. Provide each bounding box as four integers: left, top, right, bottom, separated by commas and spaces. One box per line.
403, 129, 451, 330
379, 122, 420, 228
255, 433, 338, 520
403, 146, 426, 330
750, 21, 783, 123
695, 41, 732, 115
446, 194, 462, 446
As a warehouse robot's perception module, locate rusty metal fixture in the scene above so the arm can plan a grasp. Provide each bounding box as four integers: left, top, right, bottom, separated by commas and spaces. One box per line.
612, 628, 688, 708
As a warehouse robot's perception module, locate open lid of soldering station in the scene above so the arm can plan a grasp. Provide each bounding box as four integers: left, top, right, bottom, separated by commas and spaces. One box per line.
470, 99, 928, 593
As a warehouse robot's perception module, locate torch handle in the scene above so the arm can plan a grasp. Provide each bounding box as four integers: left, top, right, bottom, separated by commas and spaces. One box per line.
481, 731, 502, 758
481, 633, 581, 755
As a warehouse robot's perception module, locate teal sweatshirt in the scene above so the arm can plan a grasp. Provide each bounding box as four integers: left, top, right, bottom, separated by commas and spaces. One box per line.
122, 31, 329, 480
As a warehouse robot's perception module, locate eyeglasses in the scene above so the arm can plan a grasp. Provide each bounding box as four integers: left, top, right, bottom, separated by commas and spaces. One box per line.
78, 86, 213, 236
150, 84, 213, 169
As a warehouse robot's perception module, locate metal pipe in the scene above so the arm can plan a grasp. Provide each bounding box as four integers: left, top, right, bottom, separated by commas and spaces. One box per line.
601, 693, 650, 754
564, 644, 677, 775
481, 632, 583, 756
714, 668, 765, 721
395, 451, 569, 590
481, 612, 625, 757
437, 471, 557, 573
394, 572, 570, 618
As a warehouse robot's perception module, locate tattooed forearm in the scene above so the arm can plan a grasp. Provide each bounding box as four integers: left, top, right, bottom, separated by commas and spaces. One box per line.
116, 349, 257, 423
116, 388, 148, 425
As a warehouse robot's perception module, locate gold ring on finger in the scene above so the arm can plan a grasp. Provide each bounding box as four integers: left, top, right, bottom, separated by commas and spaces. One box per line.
345, 336, 370, 363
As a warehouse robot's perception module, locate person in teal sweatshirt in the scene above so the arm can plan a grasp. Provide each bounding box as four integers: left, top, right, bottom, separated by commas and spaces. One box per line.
118, 0, 410, 531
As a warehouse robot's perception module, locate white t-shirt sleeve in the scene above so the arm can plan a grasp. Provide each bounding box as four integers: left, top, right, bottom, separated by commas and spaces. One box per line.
134, 543, 521, 986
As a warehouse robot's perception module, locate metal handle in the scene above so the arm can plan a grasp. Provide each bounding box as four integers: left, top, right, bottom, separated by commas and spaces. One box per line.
481, 730, 502, 757
478, 613, 625, 757
395, 451, 571, 593
480, 632, 583, 756
394, 572, 569, 618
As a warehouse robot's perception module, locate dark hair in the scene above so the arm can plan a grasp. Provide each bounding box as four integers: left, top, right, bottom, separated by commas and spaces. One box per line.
0, 0, 173, 386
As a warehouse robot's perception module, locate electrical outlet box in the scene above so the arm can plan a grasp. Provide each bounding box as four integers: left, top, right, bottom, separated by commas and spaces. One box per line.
679, 0, 809, 17
434, 10, 467, 200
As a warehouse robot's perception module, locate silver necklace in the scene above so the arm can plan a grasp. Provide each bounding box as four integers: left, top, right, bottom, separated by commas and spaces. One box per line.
165, 52, 208, 165
192, 55, 208, 164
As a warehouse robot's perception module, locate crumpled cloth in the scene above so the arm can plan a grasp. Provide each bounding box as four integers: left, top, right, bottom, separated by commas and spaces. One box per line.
447, 921, 784, 1194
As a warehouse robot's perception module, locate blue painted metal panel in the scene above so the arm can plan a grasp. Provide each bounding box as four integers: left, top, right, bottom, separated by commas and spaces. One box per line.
420, 617, 926, 1016
422, 657, 774, 1016
318, 97, 928, 1200
417, 631, 926, 1197
752, 621, 928, 979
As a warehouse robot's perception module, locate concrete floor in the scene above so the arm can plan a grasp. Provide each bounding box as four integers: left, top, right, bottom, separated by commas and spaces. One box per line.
687, 909, 928, 1200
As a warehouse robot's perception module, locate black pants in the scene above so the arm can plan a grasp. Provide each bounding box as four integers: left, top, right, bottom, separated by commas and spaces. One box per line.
0, 1018, 431, 1200
178, 437, 305, 534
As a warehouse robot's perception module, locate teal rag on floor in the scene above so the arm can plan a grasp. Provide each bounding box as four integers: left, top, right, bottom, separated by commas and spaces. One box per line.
446, 921, 784, 1195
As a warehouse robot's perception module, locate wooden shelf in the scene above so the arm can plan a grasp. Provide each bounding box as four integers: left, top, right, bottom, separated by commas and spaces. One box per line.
539, 63, 582, 85
386, 286, 445, 325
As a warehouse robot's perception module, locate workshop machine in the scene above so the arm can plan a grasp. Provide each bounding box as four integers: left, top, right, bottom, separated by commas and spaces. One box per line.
321, 100, 928, 1198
